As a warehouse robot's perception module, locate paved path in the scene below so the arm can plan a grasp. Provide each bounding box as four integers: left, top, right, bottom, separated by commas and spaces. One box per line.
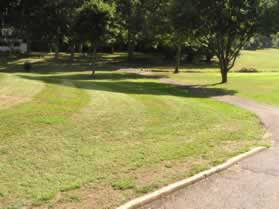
140, 78, 279, 209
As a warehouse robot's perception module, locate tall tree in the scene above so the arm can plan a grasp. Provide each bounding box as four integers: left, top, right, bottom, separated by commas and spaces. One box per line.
115, 0, 145, 60
170, 0, 200, 73
11, 0, 45, 54
258, 0, 279, 34
74, 0, 114, 77
41, 0, 79, 58
200, 0, 259, 83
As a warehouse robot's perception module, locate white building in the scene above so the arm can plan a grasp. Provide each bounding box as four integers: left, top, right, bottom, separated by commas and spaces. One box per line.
0, 27, 27, 54
0, 40, 27, 54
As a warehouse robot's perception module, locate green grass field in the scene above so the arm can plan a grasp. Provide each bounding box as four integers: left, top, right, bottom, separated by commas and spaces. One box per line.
149, 49, 279, 106
168, 72, 279, 106
233, 49, 279, 72
0, 50, 274, 209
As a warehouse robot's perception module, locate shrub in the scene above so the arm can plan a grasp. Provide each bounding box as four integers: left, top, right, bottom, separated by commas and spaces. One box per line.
238, 68, 258, 73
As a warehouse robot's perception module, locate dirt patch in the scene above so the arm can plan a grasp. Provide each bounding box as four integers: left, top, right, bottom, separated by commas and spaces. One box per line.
34, 159, 208, 209
0, 95, 31, 110
35, 184, 134, 209
119, 69, 167, 79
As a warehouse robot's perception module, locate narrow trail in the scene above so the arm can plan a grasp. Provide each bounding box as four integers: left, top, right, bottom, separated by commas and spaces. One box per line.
135, 74, 279, 209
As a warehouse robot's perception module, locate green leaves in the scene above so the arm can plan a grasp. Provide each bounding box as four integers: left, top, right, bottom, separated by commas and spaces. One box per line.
74, 0, 115, 43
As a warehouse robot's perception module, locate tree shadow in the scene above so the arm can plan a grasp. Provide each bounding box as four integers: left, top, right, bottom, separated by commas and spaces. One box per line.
19, 72, 166, 81
0, 52, 220, 75
0, 60, 124, 74
188, 82, 223, 87
19, 72, 237, 99
2, 52, 235, 98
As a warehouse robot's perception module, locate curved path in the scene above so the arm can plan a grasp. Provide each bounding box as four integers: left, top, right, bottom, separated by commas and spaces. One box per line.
140, 77, 279, 209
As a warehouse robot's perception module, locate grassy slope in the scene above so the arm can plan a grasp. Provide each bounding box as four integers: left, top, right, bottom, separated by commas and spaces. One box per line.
0, 73, 44, 99
0, 65, 267, 209
0, 73, 45, 112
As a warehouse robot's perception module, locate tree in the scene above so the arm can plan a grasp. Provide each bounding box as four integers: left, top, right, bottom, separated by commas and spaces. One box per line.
40, 0, 79, 58
115, 0, 146, 61
9, 0, 46, 55
170, 0, 201, 73
75, 0, 114, 77
2, 0, 84, 56
199, 0, 259, 83
135, 0, 174, 59
257, 0, 279, 34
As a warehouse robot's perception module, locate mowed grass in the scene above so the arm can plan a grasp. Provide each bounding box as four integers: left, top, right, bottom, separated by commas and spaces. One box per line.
0, 54, 269, 209
147, 49, 279, 105
168, 72, 279, 106
149, 49, 279, 73
233, 49, 279, 72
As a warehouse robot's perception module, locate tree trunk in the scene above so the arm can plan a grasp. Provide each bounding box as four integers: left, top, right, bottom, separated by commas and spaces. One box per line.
111, 45, 114, 54
218, 56, 228, 83
54, 41, 59, 60
128, 30, 135, 61
49, 43, 52, 53
92, 44, 97, 79
221, 69, 228, 83
79, 43, 83, 54
174, 44, 182, 74
127, 0, 135, 62
206, 54, 212, 64
26, 39, 31, 56
70, 44, 75, 62
187, 52, 195, 63
9, 41, 14, 56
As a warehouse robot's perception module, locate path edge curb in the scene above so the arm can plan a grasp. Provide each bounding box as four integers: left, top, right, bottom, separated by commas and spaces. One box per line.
116, 146, 267, 209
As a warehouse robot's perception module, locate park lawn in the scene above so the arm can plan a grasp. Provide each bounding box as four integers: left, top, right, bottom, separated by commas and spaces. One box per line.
0, 58, 268, 209
233, 49, 279, 72
149, 49, 279, 73
145, 49, 279, 106
165, 72, 279, 106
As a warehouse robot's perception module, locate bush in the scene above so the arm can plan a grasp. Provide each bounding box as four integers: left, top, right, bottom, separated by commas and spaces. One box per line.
238, 67, 258, 73
24, 61, 32, 72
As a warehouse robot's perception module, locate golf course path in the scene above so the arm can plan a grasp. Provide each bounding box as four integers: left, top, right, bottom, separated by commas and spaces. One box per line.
140, 77, 279, 209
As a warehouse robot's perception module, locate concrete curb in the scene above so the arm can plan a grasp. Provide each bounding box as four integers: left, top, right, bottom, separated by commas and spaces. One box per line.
116, 147, 267, 209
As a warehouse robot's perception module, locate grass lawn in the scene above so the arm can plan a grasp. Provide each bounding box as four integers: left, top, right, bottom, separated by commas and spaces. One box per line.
233, 49, 279, 72
166, 72, 279, 106
147, 49, 279, 106
0, 52, 269, 209
148, 49, 279, 73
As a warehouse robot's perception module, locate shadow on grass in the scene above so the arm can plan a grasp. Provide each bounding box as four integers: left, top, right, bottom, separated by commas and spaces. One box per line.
19, 72, 237, 99
0, 52, 220, 74
0, 61, 123, 74
20, 72, 164, 81
2, 52, 234, 98
189, 82, 223, 87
